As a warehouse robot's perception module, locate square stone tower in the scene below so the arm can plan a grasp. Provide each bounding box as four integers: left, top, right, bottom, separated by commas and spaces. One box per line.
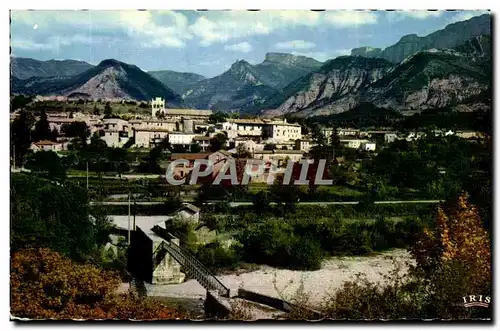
151, 97, 165, 118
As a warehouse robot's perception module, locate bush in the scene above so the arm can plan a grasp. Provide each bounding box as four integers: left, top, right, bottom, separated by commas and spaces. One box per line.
290, 236, 324, 270
11, 173, 98, 261
195, 241, 242, 273
11, 248, 182, 320
313, 193, 492, 320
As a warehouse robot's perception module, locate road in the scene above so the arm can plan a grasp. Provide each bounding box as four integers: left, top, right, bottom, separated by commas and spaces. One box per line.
92, 200, 442, 206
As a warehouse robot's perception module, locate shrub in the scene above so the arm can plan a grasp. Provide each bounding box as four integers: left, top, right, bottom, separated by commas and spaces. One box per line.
195, 241, 242, 273
315, 193, 492, 320
11, 173, 98, 261
11, 248, 181, 320
290, 236, 324, 270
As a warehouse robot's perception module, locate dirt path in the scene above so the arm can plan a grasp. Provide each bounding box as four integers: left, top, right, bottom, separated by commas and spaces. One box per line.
145, 249, 412, 307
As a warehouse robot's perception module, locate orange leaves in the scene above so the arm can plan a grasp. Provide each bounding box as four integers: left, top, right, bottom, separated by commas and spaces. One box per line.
410, 192, 491, 291
11, 248, 181, 320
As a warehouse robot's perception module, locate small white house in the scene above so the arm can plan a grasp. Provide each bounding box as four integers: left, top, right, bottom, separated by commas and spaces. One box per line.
340, 139, 370, 149
361, 142, 377, 151
384, 133, 399, 144
175, 203, 201, 223
31, 140, 68, 152
168, 132, 196, 146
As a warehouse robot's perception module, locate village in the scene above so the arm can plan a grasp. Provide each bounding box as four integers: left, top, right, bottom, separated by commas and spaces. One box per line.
18, 97, 481, 173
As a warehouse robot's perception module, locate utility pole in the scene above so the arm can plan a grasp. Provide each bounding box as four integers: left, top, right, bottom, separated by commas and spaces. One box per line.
12, 144, 15, 170
86, 161, 89, 190
133, 196, 136, 231
127, 191, 131, 245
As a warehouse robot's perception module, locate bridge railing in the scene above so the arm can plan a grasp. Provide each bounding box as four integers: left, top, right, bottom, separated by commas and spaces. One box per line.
152, 235, 229, 297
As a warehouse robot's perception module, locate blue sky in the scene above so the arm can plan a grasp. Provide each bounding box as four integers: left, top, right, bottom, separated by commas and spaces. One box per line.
10, 10, 490, 78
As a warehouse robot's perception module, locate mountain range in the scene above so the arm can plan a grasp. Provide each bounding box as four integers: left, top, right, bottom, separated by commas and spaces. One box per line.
10, 14, 491, 118
181, 53, 323, 112
148, 70, 206, 95
262, 34, 491, 118
10, 57, 94, 80
350, 14, 491, 63
11, 59, 182, 105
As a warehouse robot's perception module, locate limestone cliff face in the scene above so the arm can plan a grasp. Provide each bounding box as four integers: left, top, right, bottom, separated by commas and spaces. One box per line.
262, 56, 393, 117
68, 66, 130, 100
349, 14, 491, 63
351, 47, 383, 58
263, 44, 491, 118
184, 53, 323, 111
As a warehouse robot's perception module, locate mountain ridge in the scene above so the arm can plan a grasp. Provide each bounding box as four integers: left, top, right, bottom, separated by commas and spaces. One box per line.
350, 14, 491, 63
11, 59, 183, 104
148, 69, 206, 96
262, 36, 491, 118
11, 57, 94, 80
182, 53, 323, 111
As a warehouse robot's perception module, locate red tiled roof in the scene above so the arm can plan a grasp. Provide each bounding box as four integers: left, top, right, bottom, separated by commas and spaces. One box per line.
34, 140, 61, 146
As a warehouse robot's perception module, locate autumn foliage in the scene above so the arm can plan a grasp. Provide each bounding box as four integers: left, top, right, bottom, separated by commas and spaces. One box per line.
411, 192, 491, 292
11, 248, 181, 320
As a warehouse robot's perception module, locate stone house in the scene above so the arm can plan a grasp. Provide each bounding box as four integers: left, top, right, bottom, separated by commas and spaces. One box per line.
128, 222, 185, 285
31, 140, 68, 152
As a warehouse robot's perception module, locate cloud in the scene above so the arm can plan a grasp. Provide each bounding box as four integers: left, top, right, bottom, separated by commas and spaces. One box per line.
10, 38, 55, 51
447, 10, 490, 24
188, 10, 379, 46
275, 40, 316, 50
323, 11, 378, 27
391, 10, 444, 20
224, 42, 253, 53
10, 10, 192, 50
189, 13, 270, 46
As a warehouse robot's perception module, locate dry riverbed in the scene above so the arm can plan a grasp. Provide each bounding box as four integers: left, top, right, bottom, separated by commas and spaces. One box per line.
143, 249, 413, 307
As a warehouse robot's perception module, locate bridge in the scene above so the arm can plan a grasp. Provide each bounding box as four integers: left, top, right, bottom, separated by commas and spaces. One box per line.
142, 231, 322, 319
152, 233, 230, 297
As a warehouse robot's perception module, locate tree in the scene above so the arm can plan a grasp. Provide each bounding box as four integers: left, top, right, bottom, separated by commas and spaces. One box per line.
136, 146, 165, 174
208, 111, 228, 124
235, 144, 251, 158
11, 173, 97, 260
411, 192, 491, 291
11, 110, 35, 163
10, 248, 181, 320
79, 134, 108, 172
252, 191, 271, 214
32, 110, 54, 142
104, 102, 113, 118
93, 105, 100, 115
10, 94, 33, 112
310, 124, 327, 146
107, 147, 130, 176
209, 133, 228, 152
172, 144, 187, 153
61, 121, 90, 142
190, 143, 202, 153
270, 174, 303, 215
328, 124, 341, 157
24, 151, 67, 180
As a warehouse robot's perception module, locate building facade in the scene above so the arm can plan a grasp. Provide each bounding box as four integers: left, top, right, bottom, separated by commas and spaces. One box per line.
151, 97, 165, 117
134, 128, 169, 148
262, 120, 302, 142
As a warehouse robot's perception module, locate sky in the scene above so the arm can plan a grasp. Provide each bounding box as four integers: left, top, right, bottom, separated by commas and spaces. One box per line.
10, 10, 490, 78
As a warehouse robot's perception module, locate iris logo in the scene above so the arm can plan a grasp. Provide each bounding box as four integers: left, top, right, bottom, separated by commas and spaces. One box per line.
462, 295, 491, 308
